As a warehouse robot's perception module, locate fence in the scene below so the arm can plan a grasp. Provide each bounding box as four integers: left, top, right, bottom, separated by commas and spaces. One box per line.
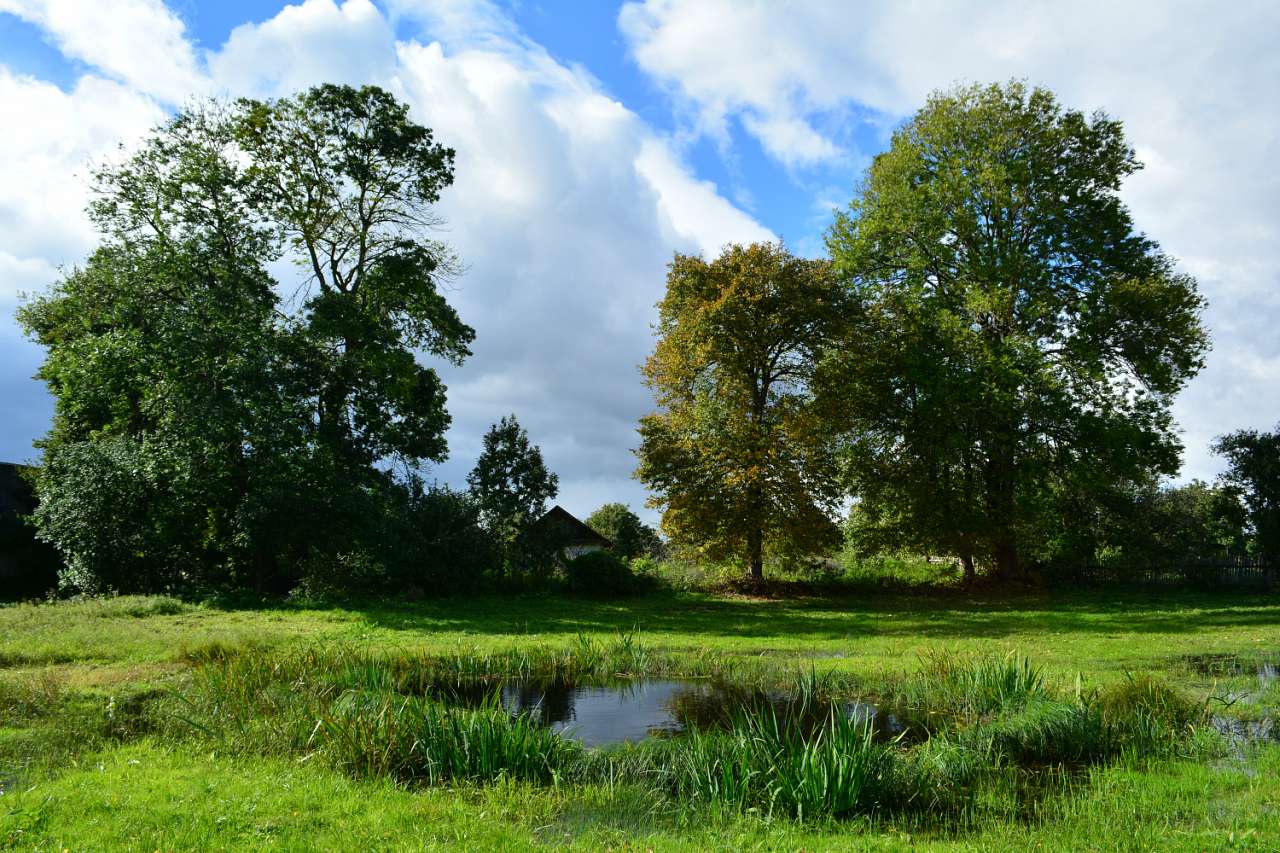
1060, 555, 1274, 589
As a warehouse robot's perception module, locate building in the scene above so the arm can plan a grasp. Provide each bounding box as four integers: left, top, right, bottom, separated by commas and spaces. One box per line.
529, 505, 611, 559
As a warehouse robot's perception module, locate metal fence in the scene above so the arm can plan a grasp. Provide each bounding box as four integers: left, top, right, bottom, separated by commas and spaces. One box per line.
1059, 555, 1274, 589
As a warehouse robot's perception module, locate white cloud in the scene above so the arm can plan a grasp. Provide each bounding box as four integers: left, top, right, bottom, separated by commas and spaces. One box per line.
0, 0, 204, 102
0, 0, 771, 523
0, 70, 164, 262
620, 0, 1280, 481
208, 0, 396, 97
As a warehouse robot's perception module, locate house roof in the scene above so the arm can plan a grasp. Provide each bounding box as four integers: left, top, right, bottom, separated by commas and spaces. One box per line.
530, 505, 612, 548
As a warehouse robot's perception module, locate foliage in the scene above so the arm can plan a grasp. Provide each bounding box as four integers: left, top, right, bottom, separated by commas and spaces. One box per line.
399, 484, 499, 593
636, 242, 845, 581
17, 86, 473, 596
562, 550, 636, 596
1032, 478, 1249, 574
662, 707, 895, 820
318, 692, 581, 786
1213, 425, 1280, 561
826, 81, 1208, 581
584, 503, 661, 559
467, 415, 559, 575
235, 84, 473, 472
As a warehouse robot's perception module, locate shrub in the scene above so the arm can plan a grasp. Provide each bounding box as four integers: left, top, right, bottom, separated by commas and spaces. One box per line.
395, 484, 499, 594
563, 549, 635, 596
293, 550, 388, 601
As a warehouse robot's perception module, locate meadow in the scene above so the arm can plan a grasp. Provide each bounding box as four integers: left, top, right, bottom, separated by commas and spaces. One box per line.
1, 587, 1278, 851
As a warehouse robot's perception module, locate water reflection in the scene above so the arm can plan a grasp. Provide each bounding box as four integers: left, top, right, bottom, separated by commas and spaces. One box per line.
427, 678, 929, 748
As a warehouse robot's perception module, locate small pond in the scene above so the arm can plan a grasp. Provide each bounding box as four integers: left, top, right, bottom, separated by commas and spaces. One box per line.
429, 678, 927, 748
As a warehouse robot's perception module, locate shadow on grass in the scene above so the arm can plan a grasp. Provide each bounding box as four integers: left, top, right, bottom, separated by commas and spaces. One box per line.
253, 587, 1280, 644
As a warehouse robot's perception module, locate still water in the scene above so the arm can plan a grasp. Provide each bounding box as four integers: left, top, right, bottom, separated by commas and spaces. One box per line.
436, 678, 916, 748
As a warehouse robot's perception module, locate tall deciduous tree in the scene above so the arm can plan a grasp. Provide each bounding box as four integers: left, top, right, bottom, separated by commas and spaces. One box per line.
235, 84, 474, 473
19, 86, 475, 593
636, 242, 844, 581
826, 82, 1208, 580
1214, 426, 1280, 563
19, 106, 305, 591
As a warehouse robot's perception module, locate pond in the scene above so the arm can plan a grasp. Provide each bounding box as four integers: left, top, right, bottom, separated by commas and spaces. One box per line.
428, 678, 926, 748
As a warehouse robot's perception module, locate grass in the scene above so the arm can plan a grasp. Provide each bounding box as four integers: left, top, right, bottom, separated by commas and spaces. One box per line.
2, 587, 1279, 849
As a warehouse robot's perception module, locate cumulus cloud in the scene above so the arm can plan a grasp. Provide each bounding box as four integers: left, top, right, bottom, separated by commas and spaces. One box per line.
208, 0, 397, 96
620, 0, 1280, 481
0, 68, 165, 465
0, 0, 204, 103
0, 0, 771, 522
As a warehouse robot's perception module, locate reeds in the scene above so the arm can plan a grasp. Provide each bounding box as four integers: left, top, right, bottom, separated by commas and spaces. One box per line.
166, 642, 1208, 825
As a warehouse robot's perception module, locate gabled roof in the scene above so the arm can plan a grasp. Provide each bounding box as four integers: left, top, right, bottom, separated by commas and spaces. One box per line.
530, 505, 612, 548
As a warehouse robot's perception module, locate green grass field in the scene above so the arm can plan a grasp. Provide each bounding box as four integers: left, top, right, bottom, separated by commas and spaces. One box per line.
2, 588, 1278, 850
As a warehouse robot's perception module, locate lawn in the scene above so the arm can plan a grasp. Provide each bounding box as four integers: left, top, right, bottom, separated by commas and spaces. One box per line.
2, 588, 1278, 850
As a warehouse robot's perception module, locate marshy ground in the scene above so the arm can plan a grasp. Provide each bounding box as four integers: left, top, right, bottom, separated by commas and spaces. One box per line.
1, 589, 1278, 850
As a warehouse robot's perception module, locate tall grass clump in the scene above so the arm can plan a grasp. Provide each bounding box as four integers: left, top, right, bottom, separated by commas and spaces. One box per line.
315, 691, 581, 784
905, 652, 1046, 715
660, 704, 899, 820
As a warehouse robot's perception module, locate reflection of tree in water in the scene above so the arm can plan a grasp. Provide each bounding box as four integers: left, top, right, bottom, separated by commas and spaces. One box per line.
503, 679, 575, 725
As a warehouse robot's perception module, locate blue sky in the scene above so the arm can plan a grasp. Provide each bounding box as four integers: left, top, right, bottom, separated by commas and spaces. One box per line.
1, 0, 1277, 523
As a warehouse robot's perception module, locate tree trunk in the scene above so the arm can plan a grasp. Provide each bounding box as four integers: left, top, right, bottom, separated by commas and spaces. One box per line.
961, 550, 976, 585
747, 524, 764, 583
993, 539, 1021, 581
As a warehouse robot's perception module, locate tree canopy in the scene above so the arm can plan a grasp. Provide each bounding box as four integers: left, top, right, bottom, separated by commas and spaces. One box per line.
826, 81, 1208, 580
19, 86, 472, 593
636, 242, 845, 580
585, 503, 662, 560
1214, 425, 1280, 563
467, 414, 559, 550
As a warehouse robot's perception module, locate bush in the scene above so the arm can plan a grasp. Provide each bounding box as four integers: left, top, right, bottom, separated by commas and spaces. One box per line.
294, 550, 388, 601
563, 550, 635, 596
395, 485, 499, 594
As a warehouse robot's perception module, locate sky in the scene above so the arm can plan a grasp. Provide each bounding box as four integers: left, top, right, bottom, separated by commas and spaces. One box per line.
0, 0, 1277, 525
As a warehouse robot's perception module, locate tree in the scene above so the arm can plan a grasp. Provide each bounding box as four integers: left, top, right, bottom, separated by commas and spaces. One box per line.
18, 86, 473, 593
826, 81, 1208, 581
19, 105, 307, 591
467, 415, 559, 564
586, 503, 662, 560
636, 242, 844, 581
1214, 426, 1280, 562
235, 84, 474, 475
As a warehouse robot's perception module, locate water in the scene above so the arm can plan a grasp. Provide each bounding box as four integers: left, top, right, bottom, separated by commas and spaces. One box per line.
432, 678, 919, 748
1183, 652, 1280, 684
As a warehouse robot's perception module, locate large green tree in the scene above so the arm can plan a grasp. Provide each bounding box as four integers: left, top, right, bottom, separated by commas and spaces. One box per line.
585, 503, 662, 560
235, 84, 474, 474
20, 106, 305, 591
1214, 425, 1280, 563
827, 82, 1208, 580
19, 87, 473, 593
636, 242, 844, 581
